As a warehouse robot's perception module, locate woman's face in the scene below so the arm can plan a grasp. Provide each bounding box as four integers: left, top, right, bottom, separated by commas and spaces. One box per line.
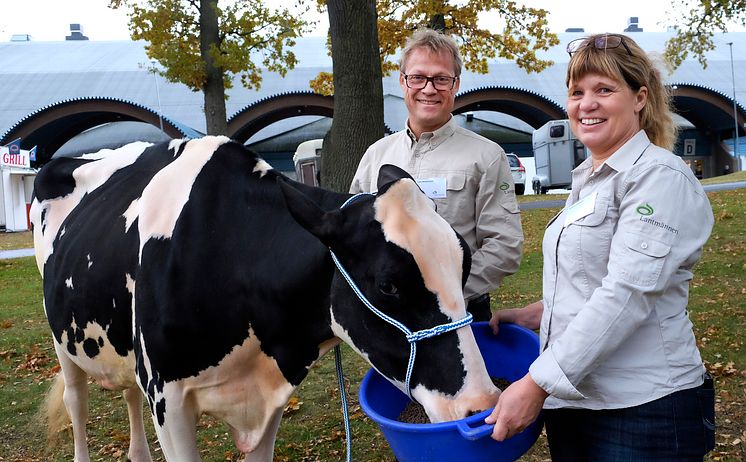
567, 72, 647, 163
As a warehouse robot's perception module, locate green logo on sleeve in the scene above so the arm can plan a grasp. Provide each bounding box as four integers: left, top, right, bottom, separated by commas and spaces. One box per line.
499, 182, 510, 191
636, 204, 654, 216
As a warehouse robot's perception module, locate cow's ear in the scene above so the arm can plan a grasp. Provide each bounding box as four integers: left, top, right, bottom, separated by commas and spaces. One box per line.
377, 164, 414, 194
277, 178, 340, 245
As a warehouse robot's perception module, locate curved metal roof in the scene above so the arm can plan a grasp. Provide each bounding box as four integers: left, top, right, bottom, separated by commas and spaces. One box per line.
1, 96, 202, 164
455, 86, 567, 129
667, 83, 746, 134
228, 91, 334, 142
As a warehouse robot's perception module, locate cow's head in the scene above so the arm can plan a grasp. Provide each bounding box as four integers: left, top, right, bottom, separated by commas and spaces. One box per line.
279, 165, 498, 422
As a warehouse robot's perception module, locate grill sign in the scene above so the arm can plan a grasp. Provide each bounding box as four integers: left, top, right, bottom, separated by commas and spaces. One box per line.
1, 149, 30, 169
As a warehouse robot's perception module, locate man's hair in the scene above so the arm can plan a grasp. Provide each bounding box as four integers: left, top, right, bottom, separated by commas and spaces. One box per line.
399, 28, 463, 77
566, 33, 677, 150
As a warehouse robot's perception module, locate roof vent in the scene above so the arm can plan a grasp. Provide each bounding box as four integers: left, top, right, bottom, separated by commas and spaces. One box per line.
66, 23, 89, 41
565, 28, 585, 33
624, 16, 643, 32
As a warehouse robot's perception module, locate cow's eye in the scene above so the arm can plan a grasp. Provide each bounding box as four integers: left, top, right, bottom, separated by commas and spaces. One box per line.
378, 281, 399, 298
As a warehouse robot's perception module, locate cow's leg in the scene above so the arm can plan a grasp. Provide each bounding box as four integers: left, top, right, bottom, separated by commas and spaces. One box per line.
55, 346, 91, 462
240, 408, 283, 462
150, 394, 201, 462
122, 387, 153, 462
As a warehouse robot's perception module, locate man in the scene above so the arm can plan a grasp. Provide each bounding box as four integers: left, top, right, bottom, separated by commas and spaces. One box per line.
350, 28, 523, 321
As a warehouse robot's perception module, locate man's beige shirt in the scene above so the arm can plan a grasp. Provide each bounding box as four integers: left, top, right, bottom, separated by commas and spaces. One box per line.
350, 117, 523, 301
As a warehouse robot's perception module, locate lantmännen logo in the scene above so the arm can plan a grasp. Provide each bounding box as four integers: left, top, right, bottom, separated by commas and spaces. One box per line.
636, 203, 679, 234
636, 204, 654, 216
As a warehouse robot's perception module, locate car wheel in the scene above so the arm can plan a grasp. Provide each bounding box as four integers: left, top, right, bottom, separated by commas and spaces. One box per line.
515, 184, 524, 195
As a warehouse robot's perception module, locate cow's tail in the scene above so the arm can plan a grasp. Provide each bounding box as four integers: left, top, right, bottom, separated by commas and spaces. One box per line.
41, 371, 69, 446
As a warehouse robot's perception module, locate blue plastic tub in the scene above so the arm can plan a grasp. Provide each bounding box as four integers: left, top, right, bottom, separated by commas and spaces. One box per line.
359, 322, 542, 462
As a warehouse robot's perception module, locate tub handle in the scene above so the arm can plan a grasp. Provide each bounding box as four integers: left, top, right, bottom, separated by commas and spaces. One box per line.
456, 418, 494, 441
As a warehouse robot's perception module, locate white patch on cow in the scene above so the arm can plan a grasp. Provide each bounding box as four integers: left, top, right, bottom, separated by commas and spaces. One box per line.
57, 319, 137, 390
60, 226, 66, 238
87, 254, 92, 269
123, 199, 139, 233
34, 142, 152, 266
125, 273, 135, 295
168, 138, 188, 155
65, 277, 74, 289
252, 159, 272, 177
374, 179, 465, 319
329, 309, 370, 364
138, 136, 231, 247
156, 328, 293, 454
30, 199, 45, 274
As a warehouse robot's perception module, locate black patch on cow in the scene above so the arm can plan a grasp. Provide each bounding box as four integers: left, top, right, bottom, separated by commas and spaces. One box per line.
376, 164, 416, 194
40, 141, 185, 362
75, 327, 85, 343
34, 157, 94, 201
155, 398, 166, 427
135, 141, 347, 386
83, 337, 100, 358
98, 336, 104, 347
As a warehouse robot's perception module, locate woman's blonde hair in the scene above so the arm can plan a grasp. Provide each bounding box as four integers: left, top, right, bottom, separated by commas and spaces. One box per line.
566, 33, 677, 150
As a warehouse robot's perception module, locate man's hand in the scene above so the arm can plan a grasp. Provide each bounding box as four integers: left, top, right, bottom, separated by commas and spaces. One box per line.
488, 300, 543, 335
484, 373, 548, 441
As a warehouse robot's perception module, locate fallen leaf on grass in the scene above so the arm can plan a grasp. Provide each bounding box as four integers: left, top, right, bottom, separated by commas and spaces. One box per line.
283, 396, 302, 414
0, 320, 12, 329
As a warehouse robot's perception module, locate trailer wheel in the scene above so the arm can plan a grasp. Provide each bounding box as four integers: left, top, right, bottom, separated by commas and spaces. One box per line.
540, 186, 548, 194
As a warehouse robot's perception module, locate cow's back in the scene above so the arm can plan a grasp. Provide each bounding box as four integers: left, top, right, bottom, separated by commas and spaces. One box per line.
134, 137, 342, 395
34, 140, 186, 381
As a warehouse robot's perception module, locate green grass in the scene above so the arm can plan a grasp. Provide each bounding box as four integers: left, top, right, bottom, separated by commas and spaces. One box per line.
701, 169, 746, 185
1, 188, 744, 461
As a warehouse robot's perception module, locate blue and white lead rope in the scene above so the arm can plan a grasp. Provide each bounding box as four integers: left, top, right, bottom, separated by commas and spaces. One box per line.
332, 192, 474, 461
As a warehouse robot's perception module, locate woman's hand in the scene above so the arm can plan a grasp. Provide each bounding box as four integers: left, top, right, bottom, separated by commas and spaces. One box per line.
485, 373, 548, 441
488, 300, 543, 335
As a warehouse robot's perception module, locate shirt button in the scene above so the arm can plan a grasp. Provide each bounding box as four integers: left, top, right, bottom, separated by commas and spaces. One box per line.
641, 242, 648, 249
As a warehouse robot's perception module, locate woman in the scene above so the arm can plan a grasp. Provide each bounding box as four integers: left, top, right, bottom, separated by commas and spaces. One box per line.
485, 33, 716, 461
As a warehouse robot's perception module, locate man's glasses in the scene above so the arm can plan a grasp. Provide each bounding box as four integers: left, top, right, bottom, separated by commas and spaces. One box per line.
403, 74, 458, 90
566, 34, 632, 57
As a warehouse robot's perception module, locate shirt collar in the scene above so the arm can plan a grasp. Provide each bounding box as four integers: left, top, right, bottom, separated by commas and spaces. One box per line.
572, 129, 651, 175
405, 115, 456, 148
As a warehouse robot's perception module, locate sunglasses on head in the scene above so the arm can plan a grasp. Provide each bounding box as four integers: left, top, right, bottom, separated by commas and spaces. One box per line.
566, 34, 632, 57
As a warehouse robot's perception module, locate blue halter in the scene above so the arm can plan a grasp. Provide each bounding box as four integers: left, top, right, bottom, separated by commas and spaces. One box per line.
331, 192, 473, 399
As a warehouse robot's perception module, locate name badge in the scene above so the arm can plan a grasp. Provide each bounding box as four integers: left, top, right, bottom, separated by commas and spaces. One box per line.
563, 191, 597, 227
416, 177, 447, 199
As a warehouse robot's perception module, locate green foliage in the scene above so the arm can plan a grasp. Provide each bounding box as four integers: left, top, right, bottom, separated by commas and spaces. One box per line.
109, 0, 311, 92
311, 0, 559, 95
664, 0, 746, 69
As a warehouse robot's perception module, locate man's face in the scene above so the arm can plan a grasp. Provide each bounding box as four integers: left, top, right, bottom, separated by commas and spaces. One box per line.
400, 48, 460, 138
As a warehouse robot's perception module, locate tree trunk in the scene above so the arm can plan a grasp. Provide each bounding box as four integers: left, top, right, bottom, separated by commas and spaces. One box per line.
200, 0, 228, 135
322, 0, 386, 192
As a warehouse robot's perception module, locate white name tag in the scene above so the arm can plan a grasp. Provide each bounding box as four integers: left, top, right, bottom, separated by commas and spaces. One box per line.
416, 177, 447, 199
564, 191, 597, 227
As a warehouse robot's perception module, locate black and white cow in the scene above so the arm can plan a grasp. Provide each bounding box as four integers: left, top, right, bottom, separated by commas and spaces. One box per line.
32, 136, 499, 462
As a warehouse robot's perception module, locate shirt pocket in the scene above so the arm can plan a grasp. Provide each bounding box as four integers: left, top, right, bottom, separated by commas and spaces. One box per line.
618, 231, 672, 287
564, 198, 613, 263
433, 172, 469, 223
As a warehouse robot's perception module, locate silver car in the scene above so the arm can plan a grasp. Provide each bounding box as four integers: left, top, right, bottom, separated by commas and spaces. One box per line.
506, 153, 525, 195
